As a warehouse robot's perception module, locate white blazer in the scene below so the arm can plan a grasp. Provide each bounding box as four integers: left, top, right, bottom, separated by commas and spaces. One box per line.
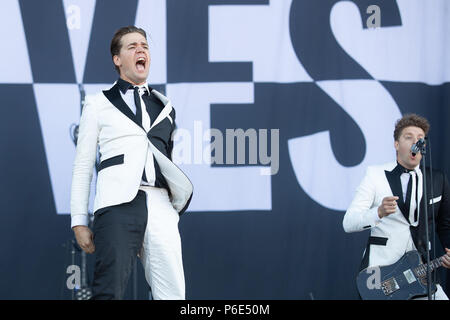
70, 84, 193, 228
343, 162, 419, 268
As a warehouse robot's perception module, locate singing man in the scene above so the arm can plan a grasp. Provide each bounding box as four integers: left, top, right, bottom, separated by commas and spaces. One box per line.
70, 26, 193, 299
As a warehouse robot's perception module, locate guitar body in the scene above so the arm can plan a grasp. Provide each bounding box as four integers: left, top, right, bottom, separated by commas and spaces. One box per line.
357, 250, 436, 300
75, 286, 93, 300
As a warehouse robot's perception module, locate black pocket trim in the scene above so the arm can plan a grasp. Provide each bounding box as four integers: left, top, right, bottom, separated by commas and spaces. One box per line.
368, 236, 388, 246
98, 154, 124, 172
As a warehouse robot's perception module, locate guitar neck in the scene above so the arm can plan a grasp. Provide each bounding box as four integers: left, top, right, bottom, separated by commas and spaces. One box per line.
81, 250, 88, 287
414, 255, 445, 277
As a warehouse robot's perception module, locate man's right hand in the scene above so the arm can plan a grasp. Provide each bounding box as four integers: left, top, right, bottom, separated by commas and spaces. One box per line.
378, 196, 399, 219
73, 225, 95, 254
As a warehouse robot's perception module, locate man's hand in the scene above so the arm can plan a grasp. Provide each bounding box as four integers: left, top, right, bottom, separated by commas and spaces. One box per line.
378, 196, 399, 219
442, 248, 450, 269
73, 225, 95, 254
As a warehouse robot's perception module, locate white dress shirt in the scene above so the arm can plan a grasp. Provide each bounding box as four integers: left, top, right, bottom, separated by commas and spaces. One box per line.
119, 83, 151, 130
119, 83, 153, 186
400, 164, 422, 252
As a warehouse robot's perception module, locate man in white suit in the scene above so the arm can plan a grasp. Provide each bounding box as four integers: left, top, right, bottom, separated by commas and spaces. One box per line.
71, 26, 193, 299
343, 114, 450, 299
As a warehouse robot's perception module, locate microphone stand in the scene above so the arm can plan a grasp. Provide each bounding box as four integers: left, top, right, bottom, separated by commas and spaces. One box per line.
427, 137, 437, 300
419, 141, 432, 300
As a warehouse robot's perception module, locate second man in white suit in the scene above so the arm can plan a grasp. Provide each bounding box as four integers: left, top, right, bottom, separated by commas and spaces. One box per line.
343, 114, 450, 299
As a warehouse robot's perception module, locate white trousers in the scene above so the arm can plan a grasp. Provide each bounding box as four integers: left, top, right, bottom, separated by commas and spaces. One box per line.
138, 185, 185, 300
414, 284, 448, 300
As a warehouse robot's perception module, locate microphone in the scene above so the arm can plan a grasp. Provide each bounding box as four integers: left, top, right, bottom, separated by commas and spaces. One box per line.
78, 83, 85, 115
70, 84, 86, 146
411, 138, 426, 156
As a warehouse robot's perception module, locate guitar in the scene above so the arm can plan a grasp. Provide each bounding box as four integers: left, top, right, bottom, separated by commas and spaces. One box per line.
357, 250, 445, 300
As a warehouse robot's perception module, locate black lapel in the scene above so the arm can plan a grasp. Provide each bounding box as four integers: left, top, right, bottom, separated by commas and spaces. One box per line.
102, 83, 143, 130
142, 90, 164, 125
385, 167, 409, 222
411, 167, 447, 258
418, 166, 434, 220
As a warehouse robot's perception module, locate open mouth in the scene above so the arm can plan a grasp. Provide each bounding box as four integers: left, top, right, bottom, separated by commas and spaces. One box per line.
136, 57, 146, 72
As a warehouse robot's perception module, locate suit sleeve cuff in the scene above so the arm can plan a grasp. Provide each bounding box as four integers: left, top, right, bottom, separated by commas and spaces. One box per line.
362, 207, 382, 230
71, 214, 89, 229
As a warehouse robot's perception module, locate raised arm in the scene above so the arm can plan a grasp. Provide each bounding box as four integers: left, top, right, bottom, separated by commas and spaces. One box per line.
343, 167, 387, 233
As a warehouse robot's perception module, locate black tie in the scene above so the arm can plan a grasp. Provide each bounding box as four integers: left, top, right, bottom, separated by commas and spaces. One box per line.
133, 86, 150, 183
133, 86, 143, 127
404, 170, 419, 225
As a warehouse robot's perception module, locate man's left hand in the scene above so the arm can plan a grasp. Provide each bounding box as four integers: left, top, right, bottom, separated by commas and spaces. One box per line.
442, 248, 450, 269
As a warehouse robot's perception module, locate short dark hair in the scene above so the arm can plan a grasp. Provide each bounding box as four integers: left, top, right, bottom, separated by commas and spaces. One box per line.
110, 26, 147, 74
393, 113, 430, 141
